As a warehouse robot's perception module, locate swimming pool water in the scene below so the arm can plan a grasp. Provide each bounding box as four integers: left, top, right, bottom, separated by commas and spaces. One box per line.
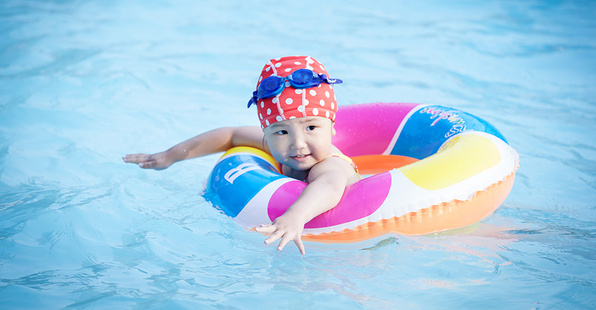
1, 0, 595, 309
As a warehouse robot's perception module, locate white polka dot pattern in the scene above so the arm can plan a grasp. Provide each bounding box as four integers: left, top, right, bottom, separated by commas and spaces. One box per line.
253, 56, 339, 128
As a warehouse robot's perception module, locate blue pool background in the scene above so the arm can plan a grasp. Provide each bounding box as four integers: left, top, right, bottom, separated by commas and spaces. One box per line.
1, 0, 595, 309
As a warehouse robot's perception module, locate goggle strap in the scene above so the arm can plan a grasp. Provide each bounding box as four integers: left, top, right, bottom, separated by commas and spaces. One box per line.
247, 91, 258, 108
319, 74, 343, 84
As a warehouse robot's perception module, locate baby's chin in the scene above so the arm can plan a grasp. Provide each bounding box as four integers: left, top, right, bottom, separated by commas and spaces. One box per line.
283, 157, 317, 172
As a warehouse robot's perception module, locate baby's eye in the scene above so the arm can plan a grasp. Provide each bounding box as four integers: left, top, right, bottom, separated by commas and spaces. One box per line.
306, 125, 317, 131
276, 130, 288, 135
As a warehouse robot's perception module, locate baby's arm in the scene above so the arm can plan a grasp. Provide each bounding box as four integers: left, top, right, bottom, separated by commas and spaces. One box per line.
255, 157, 354, 255
123, 126, 265, 169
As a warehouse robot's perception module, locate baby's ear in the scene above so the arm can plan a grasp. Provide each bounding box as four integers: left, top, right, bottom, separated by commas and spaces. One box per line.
332, 125, 336, 136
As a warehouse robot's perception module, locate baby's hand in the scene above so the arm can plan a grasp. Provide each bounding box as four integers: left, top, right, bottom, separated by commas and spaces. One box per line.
255, 214, 306, 255
122, 152, 173, 170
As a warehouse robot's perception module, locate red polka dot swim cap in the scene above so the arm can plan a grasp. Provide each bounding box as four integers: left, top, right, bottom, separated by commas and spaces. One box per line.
253, 56, 339, 128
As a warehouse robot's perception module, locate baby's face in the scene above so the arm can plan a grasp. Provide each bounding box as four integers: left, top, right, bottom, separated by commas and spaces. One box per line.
263, 116, 335, 171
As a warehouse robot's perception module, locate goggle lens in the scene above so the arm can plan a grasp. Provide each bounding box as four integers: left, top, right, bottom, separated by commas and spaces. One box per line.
257, 76, 285, 100
288, 69, 319, 87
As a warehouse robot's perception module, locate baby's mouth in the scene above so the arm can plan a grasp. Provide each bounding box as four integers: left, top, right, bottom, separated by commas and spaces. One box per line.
291, 154, 310, 160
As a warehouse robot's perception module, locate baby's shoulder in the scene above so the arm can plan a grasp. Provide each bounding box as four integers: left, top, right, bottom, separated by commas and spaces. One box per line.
310, 152, 359, 178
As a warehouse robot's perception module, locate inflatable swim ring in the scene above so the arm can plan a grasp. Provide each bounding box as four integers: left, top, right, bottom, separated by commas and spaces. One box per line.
202, 103, 519, 243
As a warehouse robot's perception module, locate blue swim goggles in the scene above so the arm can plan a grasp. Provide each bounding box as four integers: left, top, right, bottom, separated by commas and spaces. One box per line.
247, 69, 343, 108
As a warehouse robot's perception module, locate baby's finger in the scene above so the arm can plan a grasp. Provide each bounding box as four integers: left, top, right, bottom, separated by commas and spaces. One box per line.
138, 160, 155, 169
277, 236, 306, 255
254, 224, 275, 233
294, 238, 306, 256
277, 235, 291, 252
263, 229, 284, 245
123, 154, 149, 163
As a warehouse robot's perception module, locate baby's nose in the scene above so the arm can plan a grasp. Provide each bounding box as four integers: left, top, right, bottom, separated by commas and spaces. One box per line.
291, 134, 307, 148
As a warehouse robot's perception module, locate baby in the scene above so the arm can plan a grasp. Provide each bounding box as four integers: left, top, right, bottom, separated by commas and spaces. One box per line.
123, 56, 360, 255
